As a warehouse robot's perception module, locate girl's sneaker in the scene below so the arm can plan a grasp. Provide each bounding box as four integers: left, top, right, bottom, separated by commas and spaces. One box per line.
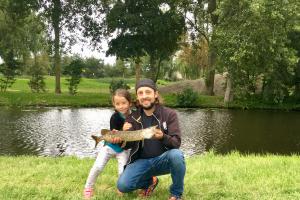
117, 189, 124, 196
83, 187, 93, 199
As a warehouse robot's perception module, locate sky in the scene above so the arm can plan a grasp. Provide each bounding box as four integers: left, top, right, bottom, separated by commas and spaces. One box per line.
70, 40, 116, 65
0, 42, 117, 66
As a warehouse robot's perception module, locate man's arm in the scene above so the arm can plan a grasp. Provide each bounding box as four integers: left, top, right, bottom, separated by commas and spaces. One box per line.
161, 110, 181, 149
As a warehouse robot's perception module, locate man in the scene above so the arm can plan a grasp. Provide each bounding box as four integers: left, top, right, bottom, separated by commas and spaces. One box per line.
111, 79, 186, 200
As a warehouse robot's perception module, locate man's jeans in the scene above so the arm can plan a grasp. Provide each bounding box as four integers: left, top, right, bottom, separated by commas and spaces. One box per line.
117, 149, 186, 197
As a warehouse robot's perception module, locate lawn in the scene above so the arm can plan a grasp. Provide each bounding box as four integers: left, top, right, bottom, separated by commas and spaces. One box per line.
1, 152, 300, 200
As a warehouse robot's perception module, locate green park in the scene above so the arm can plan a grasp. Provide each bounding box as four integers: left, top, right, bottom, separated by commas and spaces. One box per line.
0, 0, 300, 200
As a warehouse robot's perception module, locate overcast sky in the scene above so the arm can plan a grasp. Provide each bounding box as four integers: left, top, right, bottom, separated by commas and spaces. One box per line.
0, 41, 116, 66
70, 39, 116, 65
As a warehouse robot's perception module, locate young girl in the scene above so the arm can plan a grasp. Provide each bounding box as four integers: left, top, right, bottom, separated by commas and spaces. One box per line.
83, 89, 132, 199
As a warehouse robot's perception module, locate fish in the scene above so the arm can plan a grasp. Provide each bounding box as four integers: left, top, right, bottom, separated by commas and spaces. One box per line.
91, 125, 157, 148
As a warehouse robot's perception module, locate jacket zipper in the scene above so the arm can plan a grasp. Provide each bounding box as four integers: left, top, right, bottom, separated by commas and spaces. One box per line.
153, 113, 169, 150
127, 116, 143, 164
152, 113, 161, 130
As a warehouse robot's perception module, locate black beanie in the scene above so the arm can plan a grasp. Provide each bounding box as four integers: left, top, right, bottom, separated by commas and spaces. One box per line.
135, 79, 157, 92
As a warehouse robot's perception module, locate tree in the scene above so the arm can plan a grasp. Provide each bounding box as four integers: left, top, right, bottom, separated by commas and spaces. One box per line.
64, 59, 84, 95
288, 30, 300, 100
184, 0, 218, 95
24, 14, 49, 92
215, 0, 298, 103
177, 36, 209, 79
106, 0, 186, 83
27, 53, 50, 92
0, 0, 37, 91
82, 57, 105, 78
38, 0, 106, 93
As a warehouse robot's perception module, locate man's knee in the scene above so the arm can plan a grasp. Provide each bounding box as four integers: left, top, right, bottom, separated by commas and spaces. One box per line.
117, 177, 129, 193
117, 175, 135, 193
168, 149, 185, 165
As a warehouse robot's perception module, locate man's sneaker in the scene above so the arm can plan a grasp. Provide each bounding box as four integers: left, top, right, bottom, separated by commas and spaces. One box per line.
168, 195, 183, 200
83, 187, 93, 199
139, 176, 159, 197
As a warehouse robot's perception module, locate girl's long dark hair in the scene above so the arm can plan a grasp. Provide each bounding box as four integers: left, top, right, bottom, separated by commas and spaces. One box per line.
112, 89, 132, 103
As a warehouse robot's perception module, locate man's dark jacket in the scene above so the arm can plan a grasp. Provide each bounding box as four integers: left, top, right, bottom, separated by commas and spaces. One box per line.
123, 104, 181, 165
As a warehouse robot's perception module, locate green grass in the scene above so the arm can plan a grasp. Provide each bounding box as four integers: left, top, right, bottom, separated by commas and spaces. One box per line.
1, 76, 299, 110
8, 76, 136, 93
0, 76, 134, 107
1, 152, 300, 200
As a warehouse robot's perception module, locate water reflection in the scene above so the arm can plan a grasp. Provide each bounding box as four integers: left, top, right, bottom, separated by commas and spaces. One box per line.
0, 107, 300, 157
178, 109, 233, 155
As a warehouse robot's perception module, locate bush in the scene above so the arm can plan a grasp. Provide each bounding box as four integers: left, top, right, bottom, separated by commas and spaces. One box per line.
109, 79, 130, 94
28, 63, 46, 93
28, 74, 46, 93
64, 59, 84, 95
176, 87, 198, 107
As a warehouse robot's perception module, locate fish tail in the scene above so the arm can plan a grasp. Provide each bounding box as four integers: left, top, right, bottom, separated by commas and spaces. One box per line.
91, 135, 102, 148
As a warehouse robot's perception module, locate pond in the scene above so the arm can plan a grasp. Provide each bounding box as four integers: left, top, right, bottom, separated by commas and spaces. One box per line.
0, 107, 299, 157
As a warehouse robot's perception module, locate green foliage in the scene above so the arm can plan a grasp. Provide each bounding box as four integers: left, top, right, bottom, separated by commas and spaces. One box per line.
28, 72, 46, 93
82, 57, 105, 78
214, 0, 299, 103
0, 53, 21, 92
176, 38, 208, 80
288, 30, 300, 100
0, 1, 37, 91
176, 87, 198, 107
27, 54, 50, 93
109, 79, 130, 94
64, 59, 84, 95
105, 0, 186, 82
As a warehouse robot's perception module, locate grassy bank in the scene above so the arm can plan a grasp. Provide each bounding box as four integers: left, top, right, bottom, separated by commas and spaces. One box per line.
1, 152, 300, 200
0, 76, 126, 107
0, 76, 299, 110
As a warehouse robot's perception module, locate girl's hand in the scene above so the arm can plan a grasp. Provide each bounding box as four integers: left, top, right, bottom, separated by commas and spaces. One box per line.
108, 129, 123, 143
123, 122, 132, 131
109, 137, 123, 144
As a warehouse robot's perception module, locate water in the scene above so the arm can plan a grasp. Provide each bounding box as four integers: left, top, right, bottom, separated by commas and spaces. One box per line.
0, 107, 299, 157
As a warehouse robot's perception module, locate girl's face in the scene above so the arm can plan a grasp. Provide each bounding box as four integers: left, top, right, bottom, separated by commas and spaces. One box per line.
113, 95, 131, 115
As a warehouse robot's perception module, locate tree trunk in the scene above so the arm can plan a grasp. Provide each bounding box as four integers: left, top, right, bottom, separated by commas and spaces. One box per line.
205, 48, 216, 95
135, 58, 141, 83
295, 61, 300, 99
154, 58, 162, 83
53, 0, 62, 94
149, 55, 157, 82
205, 0, 217, 96
224, 73, 234, 103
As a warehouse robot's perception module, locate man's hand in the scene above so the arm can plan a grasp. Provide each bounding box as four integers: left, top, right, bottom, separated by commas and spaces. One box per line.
123, 122, 132, 131
152, 129, 164, 140
107, 129, 123, 143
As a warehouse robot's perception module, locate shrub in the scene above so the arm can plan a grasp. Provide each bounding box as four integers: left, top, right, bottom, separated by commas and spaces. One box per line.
109, 79, 130, 94
176, 87, 198, 107
64, 59, 84, 95
28, 74, 46, 92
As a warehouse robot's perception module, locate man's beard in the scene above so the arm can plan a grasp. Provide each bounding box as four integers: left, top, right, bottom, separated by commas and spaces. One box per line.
141, 102, 155, 110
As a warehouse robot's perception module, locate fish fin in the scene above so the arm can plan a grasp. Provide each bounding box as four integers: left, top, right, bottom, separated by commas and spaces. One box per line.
101, 129, 110, 135
121, 141, 126, 148
91, 135, 102, 148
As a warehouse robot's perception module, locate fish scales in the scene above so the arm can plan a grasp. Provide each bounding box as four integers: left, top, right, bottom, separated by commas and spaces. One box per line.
91, 125, 157, 147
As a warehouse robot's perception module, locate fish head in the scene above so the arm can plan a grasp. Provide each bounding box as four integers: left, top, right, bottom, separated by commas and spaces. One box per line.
143, 125, 157, 139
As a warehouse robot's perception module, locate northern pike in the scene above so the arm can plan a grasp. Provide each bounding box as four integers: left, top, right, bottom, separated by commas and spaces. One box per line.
91, 125, 157, 148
